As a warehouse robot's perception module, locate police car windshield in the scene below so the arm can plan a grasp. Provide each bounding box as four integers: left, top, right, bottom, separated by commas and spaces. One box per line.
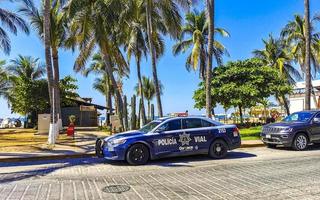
283, 112, 315, 122
139, 121, 161, 133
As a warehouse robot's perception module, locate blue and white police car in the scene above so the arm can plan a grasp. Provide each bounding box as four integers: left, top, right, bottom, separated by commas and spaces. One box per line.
96, 117, 241, 165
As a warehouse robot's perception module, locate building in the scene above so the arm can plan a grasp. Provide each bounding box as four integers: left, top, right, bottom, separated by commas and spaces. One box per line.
289, 80, 320, 113
61, 97, 108, 127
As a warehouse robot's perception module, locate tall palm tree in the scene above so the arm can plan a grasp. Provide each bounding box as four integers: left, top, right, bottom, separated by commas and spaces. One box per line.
281, 14, 320, 110
65, 0, 129, 129
144, 0, 190, 117
83, 53, 129, 125
205, 0, 214, 118
124, 0, 148, 125
20, 0, 67, 119
173, 10, 229, 80
0, 0, 30, 55
7, 55, 45, 81
253, 35, 302, 115
304, 0, 311, 110
135, 76, 163, 120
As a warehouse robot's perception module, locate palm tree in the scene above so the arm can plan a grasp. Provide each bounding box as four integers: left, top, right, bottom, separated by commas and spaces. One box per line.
205, 0, 214, 118
83, 53, 129, 125
253, 35, 302, 115
65, 0, 129, 129
135, 76, 163, 120
20, 0, 67, 119
7, 55, 45, 81
144, 0, 190, 117
124, 0, 148, 125
173, 10, 230, 80
0, 0, 30, 55
304, 0, 311, 110
0, 61, 10, 99
281, 14, 320, 110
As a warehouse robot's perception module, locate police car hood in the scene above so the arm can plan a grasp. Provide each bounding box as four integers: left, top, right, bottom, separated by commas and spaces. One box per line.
104, 130, 144, 141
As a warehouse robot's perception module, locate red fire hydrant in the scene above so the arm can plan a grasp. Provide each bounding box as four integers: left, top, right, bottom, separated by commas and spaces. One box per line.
67, 124, 75, 137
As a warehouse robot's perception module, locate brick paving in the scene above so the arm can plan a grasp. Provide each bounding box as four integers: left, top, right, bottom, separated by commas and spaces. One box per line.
1, 147, 320, 199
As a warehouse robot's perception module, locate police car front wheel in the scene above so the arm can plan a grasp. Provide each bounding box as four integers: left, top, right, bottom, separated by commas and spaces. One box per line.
209, 139, 228, 159
126, 144, 149, 165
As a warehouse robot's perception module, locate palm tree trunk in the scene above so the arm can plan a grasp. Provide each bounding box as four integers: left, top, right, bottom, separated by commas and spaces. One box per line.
43, 0, 55, 123
106, 90, 112, 126
281, 94, 290, 116
148, 100, 151, 120
101, 51, 124, 129
146, 0, 163, 117
52, 48, 62, 121
205, 0, 214, 118
200, 45, 206, 80
239, 105, 243, 124
304, 0, 311, 110
136, 56, 146, 124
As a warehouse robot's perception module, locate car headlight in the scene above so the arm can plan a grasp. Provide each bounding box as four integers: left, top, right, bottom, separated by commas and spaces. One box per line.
109, 138, 127, 146
280, 128, 293, 133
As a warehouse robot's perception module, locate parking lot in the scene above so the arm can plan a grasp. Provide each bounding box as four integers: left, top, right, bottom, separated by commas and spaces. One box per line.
1, 146, 320, 199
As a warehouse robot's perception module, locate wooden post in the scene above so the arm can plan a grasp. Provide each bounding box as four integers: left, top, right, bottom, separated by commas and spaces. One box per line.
131, 95, 136, 130
151, 104, 155, 120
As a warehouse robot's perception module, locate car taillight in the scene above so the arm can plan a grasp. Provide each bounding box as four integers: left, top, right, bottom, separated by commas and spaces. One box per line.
233, 127, 239, 137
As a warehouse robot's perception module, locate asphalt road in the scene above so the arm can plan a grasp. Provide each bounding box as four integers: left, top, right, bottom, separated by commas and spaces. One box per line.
1, 146, 320, 200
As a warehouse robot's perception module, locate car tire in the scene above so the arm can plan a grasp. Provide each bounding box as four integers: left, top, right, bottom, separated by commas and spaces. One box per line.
266, 144, 277, 149
95, 139, 104, 158
126, 143, 149, 165
209, 139, 228, 159
292, 133, 308, 151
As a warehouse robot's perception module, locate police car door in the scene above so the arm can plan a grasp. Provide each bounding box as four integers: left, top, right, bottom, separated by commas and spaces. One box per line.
180, 118, 211, 153
152, 119, 182, 157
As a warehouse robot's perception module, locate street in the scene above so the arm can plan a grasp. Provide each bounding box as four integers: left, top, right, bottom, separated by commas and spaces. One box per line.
1, 146, 320, 200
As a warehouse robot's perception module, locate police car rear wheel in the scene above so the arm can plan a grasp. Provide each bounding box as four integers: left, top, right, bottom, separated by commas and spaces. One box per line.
209, 139, 228, 159
126, 144, 149, 165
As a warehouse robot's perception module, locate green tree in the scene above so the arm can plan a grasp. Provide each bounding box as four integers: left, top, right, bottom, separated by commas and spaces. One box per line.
0, 61, 10, 99
253, 34, 302, 115
193, 59, 292, 124
135, 76, 163, 120
144, 0, 189, 117
173, 10, 230, 79
59, 75, 79, 107
0, 0, 29, 54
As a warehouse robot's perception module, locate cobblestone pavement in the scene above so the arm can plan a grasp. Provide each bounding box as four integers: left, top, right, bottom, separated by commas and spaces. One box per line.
1, 146, 320, 200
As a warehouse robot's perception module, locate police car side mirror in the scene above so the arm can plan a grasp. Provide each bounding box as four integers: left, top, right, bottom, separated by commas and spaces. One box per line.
313, 117, 320, 124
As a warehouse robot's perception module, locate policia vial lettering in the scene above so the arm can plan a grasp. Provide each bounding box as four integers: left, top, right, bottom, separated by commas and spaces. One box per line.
153, 132, 207, 151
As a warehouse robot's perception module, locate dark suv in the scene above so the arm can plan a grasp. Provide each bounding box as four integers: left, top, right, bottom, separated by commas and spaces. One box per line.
261, 110, 320, 150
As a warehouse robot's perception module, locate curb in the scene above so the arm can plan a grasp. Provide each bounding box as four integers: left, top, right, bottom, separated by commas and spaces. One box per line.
0, 153, 96, 163
0, 143, 266, 163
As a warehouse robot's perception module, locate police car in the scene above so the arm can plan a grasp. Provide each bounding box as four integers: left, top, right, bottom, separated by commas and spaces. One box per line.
96, 117, 241, 165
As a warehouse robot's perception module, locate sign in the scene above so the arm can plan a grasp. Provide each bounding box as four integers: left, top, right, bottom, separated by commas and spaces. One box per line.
80, 105, 95, 112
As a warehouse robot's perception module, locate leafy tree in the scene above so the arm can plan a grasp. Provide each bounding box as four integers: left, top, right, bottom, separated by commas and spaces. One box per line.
173, 10, 229, 79
59, 75, 79, 107
193, 58, 292, 123
0, 0, 30, 54
253, 35, 302, 115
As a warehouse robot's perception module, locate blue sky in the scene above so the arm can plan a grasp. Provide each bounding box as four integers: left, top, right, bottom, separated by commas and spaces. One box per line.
0, 0, 320, 118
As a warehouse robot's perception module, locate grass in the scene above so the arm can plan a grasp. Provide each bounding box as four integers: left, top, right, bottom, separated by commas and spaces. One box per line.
239, 126, 262, 141
0, 128, 73, 152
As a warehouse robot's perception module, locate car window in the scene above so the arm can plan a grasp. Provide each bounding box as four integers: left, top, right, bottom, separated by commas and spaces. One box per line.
157, 119, 182, 132
202, 120, 214, 127
183, 118, 202, 129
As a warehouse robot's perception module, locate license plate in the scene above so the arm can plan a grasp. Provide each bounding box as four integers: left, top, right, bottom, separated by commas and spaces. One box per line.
266, 134, 271, 139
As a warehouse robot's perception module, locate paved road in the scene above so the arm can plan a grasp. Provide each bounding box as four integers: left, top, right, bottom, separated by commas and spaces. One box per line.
1, 146, 320, 200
